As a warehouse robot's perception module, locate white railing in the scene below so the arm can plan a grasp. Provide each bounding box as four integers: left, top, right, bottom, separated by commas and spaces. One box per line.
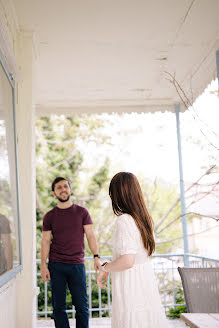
36, 254, 219, 318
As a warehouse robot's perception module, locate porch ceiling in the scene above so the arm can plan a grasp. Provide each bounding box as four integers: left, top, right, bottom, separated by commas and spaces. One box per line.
12, 0, 219, 114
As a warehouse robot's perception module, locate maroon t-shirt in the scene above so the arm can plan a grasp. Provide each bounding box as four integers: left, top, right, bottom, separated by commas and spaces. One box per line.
42, 204, 93, 264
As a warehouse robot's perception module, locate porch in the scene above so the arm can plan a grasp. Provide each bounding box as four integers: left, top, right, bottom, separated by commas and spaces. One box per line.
37, 317, 186, 328
0, 1, 219, 328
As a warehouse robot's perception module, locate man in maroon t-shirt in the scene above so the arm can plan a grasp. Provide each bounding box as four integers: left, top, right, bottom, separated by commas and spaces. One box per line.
41, 177, 101, 328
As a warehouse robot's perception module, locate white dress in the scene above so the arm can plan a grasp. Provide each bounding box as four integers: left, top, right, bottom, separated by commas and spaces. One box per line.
111, 214, 170, 328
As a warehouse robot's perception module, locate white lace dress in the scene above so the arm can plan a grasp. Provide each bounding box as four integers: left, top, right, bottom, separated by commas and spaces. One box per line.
111, 214, 170, 328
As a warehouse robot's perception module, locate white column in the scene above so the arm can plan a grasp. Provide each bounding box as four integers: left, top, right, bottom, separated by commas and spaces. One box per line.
216, 49, 219, 92
175, 103, 189, 267
15, 30, 37, 328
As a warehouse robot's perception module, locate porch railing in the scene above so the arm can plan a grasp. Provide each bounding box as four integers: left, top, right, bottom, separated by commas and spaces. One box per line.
36, 254, 219, 318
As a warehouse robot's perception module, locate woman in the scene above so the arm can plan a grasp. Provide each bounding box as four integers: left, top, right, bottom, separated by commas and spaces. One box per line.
97, 172, 169, 328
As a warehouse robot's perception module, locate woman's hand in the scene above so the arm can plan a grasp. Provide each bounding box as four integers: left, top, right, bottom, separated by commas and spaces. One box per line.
97, 270, 109, 289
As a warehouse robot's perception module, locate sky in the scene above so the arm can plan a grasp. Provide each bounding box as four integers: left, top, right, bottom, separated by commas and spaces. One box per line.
79, 79, 219, 187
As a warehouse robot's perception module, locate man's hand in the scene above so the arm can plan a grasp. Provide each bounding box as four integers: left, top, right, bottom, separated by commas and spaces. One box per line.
41, 263, 50, 282
97, 271, 109, 289
41, 231, 51, 282
94, 257, 101, 272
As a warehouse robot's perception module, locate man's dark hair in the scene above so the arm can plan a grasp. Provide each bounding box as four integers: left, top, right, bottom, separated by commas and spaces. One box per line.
51, 177, 71, 192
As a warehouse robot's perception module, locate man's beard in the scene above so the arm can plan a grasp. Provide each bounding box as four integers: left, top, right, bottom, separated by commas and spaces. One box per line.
56, 195, 70, 202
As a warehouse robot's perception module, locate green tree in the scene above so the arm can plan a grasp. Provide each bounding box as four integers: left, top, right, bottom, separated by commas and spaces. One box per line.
36, 114, 112, 257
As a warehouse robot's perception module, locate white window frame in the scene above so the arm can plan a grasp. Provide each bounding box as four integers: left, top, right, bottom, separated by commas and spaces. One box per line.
0, 48, 22, 287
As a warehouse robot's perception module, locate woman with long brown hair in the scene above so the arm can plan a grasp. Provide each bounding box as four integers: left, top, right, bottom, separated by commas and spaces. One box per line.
97, 172, 169, 328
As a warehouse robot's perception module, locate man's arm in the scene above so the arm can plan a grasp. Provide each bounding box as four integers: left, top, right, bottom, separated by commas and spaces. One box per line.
84, 224, 101, 271
40, 230, 52, 282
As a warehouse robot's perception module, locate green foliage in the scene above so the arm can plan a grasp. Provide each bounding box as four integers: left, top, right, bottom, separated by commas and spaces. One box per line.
140, 177, 182, 253
36, 114, 112, 257
167, 304, 186, 319
37, 277, 53, 317
88, 159, 110, 198
167, 284, 186, 319
87, 275, 111, 317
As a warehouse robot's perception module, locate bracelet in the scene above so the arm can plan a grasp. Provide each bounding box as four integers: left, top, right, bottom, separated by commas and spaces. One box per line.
101, 262, 109, 272
93, 254, 100, 259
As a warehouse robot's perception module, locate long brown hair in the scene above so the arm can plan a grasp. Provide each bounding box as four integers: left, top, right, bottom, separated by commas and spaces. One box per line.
109, 172, 155, 256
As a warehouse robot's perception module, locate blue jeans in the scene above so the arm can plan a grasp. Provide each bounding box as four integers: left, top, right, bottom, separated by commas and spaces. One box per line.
48, 262, 89, 328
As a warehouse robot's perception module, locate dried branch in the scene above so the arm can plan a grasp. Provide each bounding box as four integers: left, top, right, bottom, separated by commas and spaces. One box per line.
156, 223, 219, 245
155, 197, 180, 232
48, 154, 76, 171
186, 182, 219, 209
156, 211, 219, 235
164, 71, 219, 150
148, 178, 159, 213
155, 165, 217, 231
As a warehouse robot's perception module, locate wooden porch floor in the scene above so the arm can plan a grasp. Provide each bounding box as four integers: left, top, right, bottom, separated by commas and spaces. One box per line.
37, 318, 187, 327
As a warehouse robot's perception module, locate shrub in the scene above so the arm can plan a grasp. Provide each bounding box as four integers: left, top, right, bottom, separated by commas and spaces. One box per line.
167, 285, 186, 319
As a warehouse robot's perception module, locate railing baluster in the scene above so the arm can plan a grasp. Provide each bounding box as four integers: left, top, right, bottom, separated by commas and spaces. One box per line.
98, 285, 102, 318
88, 261, 92, 318
107, 273, 111, 316
44, 281, 47, 319
172, 258, 176, 308
161, 262, 166, 313
73, 305, 75, 318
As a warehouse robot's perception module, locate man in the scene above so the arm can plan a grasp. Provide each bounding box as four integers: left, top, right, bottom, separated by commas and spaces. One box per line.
40, 177, 101, 328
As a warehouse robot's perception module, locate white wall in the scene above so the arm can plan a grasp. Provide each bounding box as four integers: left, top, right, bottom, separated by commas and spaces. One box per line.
0, 279, 16, 327
0, 2, 37, 327
0, 3, 18, 327
188, 217, 219, 258
16, 29, 37, 328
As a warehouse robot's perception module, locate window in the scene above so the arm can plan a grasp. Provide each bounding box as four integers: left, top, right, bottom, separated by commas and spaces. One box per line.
0, 51, 22, 287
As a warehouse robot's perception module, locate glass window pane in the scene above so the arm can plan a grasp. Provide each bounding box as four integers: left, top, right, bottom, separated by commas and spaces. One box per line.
0, 61, 21, 276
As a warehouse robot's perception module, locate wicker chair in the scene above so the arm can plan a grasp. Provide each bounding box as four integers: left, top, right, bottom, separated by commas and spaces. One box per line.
178, 267, 219, 313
